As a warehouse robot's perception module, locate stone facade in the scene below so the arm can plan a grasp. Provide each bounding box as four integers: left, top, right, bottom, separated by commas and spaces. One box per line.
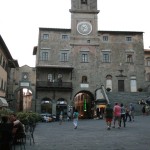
144, 49, 150, 91
33, 0, 149, 117
8, 65, 36, 111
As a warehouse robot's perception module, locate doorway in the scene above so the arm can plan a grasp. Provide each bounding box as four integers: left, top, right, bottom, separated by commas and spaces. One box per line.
74, 91, 94, 119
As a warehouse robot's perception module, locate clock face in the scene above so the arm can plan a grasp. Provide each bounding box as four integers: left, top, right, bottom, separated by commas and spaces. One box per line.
23, 73, 28, 80
77, 22, 92, 35
24, 75, 27, 79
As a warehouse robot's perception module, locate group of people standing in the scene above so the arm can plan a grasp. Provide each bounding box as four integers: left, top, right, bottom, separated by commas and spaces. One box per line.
0, 113, 25, 150
142, 104, 150, 115
59, 102, 135, 130
105, 102, 135, 130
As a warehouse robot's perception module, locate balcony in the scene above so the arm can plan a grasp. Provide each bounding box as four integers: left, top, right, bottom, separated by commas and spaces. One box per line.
36, 81, 72, 91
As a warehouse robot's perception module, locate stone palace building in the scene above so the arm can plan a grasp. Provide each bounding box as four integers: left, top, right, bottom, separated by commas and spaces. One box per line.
32, 0, 149, 118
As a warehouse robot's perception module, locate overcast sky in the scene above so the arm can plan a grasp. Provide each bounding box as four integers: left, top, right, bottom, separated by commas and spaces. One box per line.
0, 0, 150, 67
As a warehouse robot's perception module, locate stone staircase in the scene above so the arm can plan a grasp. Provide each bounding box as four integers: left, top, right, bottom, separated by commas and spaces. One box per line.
106, 92, 150, 115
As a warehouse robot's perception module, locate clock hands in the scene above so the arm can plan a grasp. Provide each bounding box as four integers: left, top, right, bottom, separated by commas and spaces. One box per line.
81, 24, 88, 32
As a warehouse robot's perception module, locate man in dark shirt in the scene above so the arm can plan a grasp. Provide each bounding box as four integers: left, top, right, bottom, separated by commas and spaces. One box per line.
0, 115, 20, 150
104, 103, 113, 130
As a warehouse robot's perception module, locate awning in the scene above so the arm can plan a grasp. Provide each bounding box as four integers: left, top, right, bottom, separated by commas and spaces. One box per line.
96, 104, 106, 108
95, 99, 107, 104
0, 97, 8, 107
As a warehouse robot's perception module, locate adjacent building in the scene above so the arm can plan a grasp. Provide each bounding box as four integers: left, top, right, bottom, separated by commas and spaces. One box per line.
0, 36, 35, 111
0, 35, 19, 109
144, 49, 150, 91
8, 65, 36, 112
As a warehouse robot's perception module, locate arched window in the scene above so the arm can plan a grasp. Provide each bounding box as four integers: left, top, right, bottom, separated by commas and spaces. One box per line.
127, 54, 133, 63
106, 75, 112, 91
58, 74, 62, 79
82, 76, 87, 83
41, 97, 52, 114
57, 98, 67, 105
81, 0, 87, 4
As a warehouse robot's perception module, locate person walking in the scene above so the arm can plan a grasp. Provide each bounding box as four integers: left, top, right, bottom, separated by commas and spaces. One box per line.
125, 104, 131, 122
113, 102, 121, 128
59, 111, 63, 125
67, 110, 72, 121
73, 109, 79, 129
142, 105, 146, 116
104, 103, 113, 130
129, 103, 135, 121
120, 103, 126, 127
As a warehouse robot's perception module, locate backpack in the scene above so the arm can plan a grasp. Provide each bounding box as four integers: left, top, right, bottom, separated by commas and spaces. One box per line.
121, 106, 126, 114
131, 105, 134, 111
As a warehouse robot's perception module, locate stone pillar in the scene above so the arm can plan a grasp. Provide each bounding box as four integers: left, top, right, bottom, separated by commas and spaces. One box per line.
36, 98, 41, 113
52, 100, 56, 115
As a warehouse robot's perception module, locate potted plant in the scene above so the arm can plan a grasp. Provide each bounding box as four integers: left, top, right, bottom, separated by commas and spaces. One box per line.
16, 112, 41, 126
138, 88, 143, 92
106, 87, 111, 92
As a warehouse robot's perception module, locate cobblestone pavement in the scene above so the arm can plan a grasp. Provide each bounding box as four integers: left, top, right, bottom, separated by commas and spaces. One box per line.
16, 115, 150, 150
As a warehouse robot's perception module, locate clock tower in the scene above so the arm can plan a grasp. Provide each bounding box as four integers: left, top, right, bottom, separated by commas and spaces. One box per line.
69, 0, 100, 98
70, 0, 99, 44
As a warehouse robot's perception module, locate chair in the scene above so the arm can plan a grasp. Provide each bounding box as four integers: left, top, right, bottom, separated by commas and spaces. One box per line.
12, 132, 26, 150
25, 124, 35, 145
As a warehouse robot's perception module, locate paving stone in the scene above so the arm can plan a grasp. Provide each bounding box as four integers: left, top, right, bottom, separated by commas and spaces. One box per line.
15, 116, 150, 150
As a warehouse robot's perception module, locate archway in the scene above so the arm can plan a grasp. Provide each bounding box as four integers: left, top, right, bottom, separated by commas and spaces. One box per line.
41, 97, 52, 114
56, 98, 67, 120
73, 90, 94, 119
13, 87, 33, 112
